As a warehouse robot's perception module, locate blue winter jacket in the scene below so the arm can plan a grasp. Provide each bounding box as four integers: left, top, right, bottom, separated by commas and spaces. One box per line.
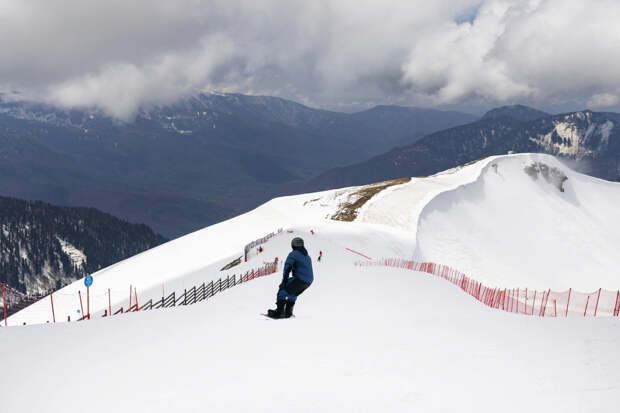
282, 246, 314, 285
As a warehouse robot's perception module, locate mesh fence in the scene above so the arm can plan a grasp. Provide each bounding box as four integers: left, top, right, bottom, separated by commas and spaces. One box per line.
0, 283, 43, 322
2, 226, 285, 326
244, 228, 283, 261
102, 260, 279, 316
357, 258, 620, 317
1, 260, 279, 326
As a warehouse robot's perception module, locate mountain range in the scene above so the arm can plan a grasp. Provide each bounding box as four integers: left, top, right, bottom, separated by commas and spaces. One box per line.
0, 196, 166, 295
306, 105, 620, 190
3, 95, 620, 240
0, 93, 476, 237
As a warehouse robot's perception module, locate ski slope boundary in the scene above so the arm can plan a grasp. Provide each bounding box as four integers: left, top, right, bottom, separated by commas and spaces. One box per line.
359, 258, 620, 317
2, 260, 279, 325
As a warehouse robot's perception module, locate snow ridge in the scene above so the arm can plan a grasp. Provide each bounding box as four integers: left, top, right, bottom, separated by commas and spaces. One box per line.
412, 153, 620, 290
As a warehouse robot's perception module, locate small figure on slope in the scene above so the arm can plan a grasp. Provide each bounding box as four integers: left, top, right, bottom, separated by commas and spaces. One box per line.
267, 237, 314, 319
318, 250, 323, 262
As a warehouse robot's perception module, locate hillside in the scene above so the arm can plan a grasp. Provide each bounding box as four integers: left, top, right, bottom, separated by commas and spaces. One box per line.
0, 94, 476, 237
8, 152, 620, 325
306, 108, 620, 190
2, 153, 620, 412
0, 196, 166, 296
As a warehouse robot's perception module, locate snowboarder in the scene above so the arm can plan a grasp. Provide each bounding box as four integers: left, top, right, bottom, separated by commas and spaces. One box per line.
318, 251, 323, 262
267, 237, 313, 319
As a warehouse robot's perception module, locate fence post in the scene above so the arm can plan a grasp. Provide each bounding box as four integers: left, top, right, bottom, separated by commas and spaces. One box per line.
490, 288, 497, 308
541, 289, 551, 317
516, 288, 519, 314
583, 296, 589, 317
614, 291, 620, 316
134, 287, 139, 311
524, 288, 528, 315
594, 288, 601, 317
78, 290, 85, 320
108, 288, 112, 318
184, 289, 187, 306
565, 288, 572, 317
50, 290, 56, 323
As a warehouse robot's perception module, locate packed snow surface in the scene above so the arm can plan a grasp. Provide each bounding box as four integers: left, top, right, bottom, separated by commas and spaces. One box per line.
2, 153, 620, 412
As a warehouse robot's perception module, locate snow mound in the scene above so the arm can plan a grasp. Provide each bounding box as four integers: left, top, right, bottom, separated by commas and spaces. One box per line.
411, 154, 620, 290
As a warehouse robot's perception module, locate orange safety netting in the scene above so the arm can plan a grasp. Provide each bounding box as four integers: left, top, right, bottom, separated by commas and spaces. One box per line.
356, 258, 620, 317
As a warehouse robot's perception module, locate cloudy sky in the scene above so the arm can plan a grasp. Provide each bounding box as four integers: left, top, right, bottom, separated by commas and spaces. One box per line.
1, 0, 619, 119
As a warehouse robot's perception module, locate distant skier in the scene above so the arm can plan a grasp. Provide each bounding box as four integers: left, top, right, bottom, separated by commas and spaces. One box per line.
267, 237, 313, 319
318, 251, 323, 262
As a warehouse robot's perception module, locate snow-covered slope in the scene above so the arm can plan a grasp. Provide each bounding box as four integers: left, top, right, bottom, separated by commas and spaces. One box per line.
2, 241, 620, 412
413, 155, 620, 290
7, 153, 620, 326
3, 153, 620, 412
355, 153, 620, 290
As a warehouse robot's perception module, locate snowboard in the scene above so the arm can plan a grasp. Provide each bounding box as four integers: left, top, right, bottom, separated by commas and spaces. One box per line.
261, 313, 294, 319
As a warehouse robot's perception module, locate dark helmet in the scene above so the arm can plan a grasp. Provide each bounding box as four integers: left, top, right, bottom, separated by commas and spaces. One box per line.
291, 237, 304, 248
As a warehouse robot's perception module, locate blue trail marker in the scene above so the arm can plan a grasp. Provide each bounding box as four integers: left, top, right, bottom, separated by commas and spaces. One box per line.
84, 275, 93, 319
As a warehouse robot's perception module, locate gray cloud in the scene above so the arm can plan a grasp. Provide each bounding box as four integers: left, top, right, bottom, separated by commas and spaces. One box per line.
1, 0, 619, 119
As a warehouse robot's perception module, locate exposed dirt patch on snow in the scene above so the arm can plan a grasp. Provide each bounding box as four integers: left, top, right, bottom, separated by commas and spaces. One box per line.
330, 177, 411, 221
220, 256, 242, 271
523, 162, 568, 192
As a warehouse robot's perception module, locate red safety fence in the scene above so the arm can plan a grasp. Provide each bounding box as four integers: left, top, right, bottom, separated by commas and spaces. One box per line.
2, 260, 279, 326
357, 258, 620, 317
0, 282, 46, 325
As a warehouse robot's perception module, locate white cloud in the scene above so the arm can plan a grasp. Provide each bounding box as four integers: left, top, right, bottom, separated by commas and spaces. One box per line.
46, 35, 237, 120
587, 93, 619, 109
402, 0, 620, 106
1, 0, 619, 117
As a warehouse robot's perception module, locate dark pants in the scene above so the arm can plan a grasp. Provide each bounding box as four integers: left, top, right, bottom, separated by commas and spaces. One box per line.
277, 278, 310, 302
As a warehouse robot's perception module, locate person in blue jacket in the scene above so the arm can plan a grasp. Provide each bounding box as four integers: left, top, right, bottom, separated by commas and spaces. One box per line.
267, 237, 314, 318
